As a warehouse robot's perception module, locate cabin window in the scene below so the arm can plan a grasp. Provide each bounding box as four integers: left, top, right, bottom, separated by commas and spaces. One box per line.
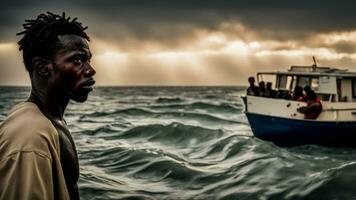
278, 75, 292, 90
311, 78, 319, 91
297, 76, 310, 87
318, 76, 337, 95
258, 74, 276, 88
352, 79, 356, 98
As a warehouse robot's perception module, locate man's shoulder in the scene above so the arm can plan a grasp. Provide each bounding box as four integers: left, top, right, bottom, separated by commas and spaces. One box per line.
0, 102, 59, 157
1, 102, 55, 131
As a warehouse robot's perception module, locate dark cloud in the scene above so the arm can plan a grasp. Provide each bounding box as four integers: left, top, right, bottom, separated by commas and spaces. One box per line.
327, 41, 356, 54
2, 0, 356, 85
1, 0, 356, 43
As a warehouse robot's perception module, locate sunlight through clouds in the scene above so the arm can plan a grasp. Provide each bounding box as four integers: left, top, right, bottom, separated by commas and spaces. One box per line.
321, 31, 356, 44
2, 19, 356, 85
86, 23, 356, 86
1, 1, 356, 85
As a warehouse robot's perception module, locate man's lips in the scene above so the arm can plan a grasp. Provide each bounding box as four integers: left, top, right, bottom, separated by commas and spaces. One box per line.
80, 79, 95, 91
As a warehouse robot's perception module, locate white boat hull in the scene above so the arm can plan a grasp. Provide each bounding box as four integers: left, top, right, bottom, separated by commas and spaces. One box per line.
243, 96, 356, 146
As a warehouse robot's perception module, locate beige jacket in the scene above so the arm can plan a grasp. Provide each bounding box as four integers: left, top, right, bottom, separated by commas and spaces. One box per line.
0, 102, 70, 200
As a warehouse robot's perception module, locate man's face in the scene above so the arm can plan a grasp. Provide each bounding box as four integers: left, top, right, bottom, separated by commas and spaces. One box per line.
50, 34, 96, 102
249, 78, 255, 85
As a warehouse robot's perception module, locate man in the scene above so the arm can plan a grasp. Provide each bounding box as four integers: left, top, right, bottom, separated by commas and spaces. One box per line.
264, 82, 277, 98
0, 12, 95, 200
297, 90, 322, 119
291, 86, 304, 101
246, 76, 259, 96
257, 81, 266, 97
303, 85, 312, 102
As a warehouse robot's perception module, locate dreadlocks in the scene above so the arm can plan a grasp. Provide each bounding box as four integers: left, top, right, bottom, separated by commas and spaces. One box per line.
17, 12, 90, 72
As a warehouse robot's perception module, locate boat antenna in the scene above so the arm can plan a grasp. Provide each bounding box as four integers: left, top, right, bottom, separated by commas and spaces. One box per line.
312, 56, 317, 71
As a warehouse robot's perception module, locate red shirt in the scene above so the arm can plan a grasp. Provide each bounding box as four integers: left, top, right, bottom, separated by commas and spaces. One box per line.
304, 98, 322, 119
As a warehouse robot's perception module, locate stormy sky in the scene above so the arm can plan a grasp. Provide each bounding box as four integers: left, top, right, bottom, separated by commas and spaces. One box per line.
1, 0, 356, 85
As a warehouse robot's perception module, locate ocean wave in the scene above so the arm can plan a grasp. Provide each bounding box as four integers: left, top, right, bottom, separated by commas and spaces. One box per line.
82, 108, 242, 125
84, 108, 153, 118
300, 161, 356, 199
111, 122, 225, 147
3, 87, 356, 199
93, 138, 325, 200
155, 97, 183, 103
150, 102, 242, 113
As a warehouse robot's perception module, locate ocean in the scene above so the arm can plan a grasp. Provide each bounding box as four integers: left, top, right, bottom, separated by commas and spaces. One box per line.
1, 86, 356, 200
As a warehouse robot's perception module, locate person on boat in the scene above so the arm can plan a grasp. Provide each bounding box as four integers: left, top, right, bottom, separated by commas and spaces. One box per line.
292, 86, 305, 101
276, 89, 291, 99
297, 90, 322, 119
0, 12, 96, 200
258, 81, 267, 97
303, 85, 312, 102
247, 76, 259, 96
264, 82, 277, 98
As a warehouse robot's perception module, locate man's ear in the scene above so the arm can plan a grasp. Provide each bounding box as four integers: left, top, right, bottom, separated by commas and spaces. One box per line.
32, 57, 52, 77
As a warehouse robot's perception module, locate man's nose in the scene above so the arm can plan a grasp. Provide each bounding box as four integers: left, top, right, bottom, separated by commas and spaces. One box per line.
84, 63, 96, 77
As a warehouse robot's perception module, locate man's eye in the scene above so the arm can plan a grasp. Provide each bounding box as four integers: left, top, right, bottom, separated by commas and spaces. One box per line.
73, 57, 83, 65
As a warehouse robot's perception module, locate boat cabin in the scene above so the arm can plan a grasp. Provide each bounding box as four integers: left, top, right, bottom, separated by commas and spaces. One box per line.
256, 65, 356, 102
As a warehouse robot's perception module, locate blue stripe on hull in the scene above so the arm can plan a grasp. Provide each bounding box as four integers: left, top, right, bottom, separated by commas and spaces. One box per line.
245, 112, 356, 147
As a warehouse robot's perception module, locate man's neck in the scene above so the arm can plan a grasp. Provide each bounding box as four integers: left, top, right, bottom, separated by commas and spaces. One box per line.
27, 88, 69, 120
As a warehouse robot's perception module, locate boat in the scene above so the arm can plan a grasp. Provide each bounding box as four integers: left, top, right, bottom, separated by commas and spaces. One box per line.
242, 61, 356, 147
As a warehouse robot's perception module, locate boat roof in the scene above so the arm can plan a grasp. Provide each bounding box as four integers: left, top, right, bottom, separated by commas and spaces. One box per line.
257, 65, 356, 78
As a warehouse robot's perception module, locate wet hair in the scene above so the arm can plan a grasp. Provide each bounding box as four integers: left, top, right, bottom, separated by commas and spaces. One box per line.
304, 85, 312, 93
17, 12, 90, 73
307, 90, 317, 100
248, 76, 255, 83
259, 81, 265, 88
294, 86, 303, 96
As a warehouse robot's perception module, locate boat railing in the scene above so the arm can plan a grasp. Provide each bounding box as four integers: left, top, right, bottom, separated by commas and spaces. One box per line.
323, 108, 356, 111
